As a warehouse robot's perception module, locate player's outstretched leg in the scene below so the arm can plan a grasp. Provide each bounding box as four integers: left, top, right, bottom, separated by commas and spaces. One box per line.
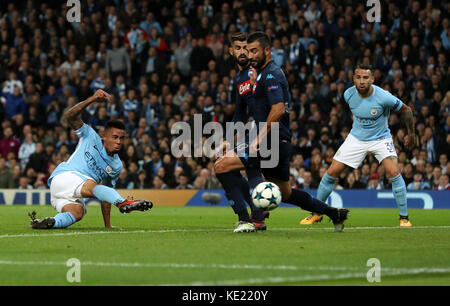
92, 185, 153, 214
116, 199, 154, 214
281, 184, 349, 232
216, 171, 255, 232
290, 189, 349, 232
300, 158, 348, 225
300, 172, 337, 225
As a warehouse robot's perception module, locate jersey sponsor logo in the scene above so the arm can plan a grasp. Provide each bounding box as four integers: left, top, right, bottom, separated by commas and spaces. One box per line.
355, 115, 377, 125
238, 80, 251, 95
84, 151, 107, 178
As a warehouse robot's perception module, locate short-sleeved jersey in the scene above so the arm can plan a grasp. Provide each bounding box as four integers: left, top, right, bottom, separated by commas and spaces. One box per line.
48, 124, 123, 187
252, 60, 291, 142
232, 69, 254, 124
344, 85, 403, 141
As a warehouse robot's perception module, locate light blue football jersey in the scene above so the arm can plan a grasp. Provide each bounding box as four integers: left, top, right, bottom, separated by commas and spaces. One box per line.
48, 124, 123, 187
344, 85, 403, 141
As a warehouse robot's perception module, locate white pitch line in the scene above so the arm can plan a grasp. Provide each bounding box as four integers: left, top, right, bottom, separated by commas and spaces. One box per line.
0, 228, 227, 239
155, 267, 450, 286
1, 260, 449, 274
0, 259, 361, 272
1, 225, 450, 239
1, 260, 449, 285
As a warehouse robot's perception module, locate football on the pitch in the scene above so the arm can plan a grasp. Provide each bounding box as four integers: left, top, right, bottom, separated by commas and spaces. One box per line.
251, 182, 282, 211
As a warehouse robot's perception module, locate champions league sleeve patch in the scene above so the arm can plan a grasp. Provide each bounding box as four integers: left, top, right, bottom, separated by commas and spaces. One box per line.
267, 85, 279, 92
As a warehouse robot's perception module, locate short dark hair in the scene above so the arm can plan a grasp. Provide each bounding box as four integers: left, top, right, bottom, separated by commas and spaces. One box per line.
230, 32, 247, 45
247, 31, 271, 49
354, 63, 373, 72
105, 120, 125, 131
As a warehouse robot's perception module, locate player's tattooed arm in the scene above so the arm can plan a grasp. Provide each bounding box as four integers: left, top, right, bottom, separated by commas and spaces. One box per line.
65, 89, 112, 130
398, 104, 417, 150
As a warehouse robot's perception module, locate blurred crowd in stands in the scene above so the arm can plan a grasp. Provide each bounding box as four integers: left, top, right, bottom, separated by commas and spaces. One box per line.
0, 0, 449, 191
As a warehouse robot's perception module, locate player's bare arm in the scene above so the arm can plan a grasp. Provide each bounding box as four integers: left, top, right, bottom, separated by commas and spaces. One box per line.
100, 201, 114, 228
65, 89, 112, 130
398, 104, 417, 150
250, 102, 285, 152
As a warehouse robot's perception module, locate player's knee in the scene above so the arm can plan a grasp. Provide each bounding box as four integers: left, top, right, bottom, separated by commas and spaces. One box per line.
62, 205, 84, 221
70, 210, 84, 222
214, 160, 228, 174
326, 167, 341, 178
327, 160, 346, 178
386, 170, 400, 179
80, 180, 97, 198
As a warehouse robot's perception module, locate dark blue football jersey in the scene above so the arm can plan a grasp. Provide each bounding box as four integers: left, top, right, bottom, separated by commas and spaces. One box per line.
232, 69, 255, 124
252, 60, 291, 142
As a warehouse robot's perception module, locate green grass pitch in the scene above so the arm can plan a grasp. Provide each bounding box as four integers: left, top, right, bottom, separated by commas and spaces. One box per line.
1, 205, 449, 286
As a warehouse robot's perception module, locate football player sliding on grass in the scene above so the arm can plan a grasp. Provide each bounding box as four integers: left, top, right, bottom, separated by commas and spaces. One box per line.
30, 89, 153, 229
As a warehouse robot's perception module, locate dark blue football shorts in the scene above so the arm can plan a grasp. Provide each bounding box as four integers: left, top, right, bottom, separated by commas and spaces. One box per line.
234, 137, 292, 182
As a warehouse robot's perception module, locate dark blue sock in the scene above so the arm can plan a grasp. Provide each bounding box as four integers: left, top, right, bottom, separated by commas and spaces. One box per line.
238, 174, 265, 221
217, 172, 251, 222
246, 168, 264, 190
286, 189, 338, 219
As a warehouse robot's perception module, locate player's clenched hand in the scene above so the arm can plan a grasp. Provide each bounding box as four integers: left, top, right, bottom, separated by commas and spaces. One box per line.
404, 134, 418, 150
248, 66, 257, 86
93, 89, 112, 102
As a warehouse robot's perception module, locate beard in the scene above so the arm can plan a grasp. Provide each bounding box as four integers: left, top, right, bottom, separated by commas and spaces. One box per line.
356, 85, 371, 96
236, 56, 249, 68
251, 53, 266, 70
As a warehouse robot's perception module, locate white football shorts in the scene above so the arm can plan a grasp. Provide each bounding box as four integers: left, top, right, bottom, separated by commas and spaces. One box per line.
50, 171, 93, 214
333, 133, 397, 169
